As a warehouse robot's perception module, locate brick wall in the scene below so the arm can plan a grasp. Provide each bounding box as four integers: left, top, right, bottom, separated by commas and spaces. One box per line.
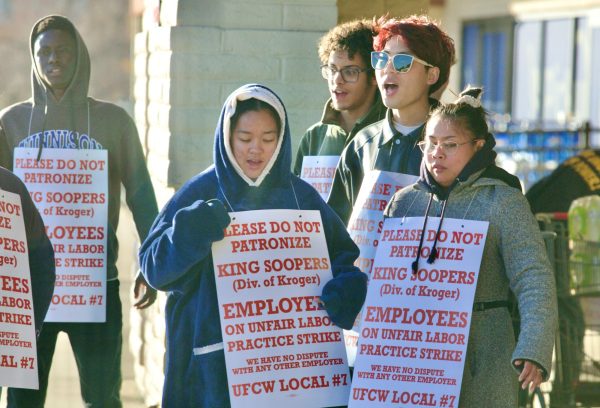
131, 0, 336, 402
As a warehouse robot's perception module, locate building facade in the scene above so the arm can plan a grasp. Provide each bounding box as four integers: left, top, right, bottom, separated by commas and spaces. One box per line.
130, 0, 435, 403
4, 0, 599, 404
131, 0, 600, 404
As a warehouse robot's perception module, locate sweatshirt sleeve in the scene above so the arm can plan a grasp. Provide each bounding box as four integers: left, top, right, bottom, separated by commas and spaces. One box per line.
139, 192, 230, 293
318, 198, 367, 329
497, 190, 558, 379
327, 141, 362, 225
119, 114, 158, 242
0, 126, 13, 169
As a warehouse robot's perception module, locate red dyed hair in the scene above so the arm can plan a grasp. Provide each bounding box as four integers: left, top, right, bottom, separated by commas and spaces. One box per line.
373, 15, 456, 95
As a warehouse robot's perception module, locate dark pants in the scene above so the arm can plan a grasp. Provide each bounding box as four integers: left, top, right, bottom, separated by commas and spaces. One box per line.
8, 280, 123, 408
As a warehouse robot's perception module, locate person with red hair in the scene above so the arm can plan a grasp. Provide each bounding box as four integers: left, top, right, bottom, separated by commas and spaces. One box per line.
327, 15, 456, 224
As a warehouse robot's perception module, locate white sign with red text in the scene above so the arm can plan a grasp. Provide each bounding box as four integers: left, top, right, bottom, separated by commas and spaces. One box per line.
13, 148, 108, 322
349, 216, 488, 408
212, 209, 351, 408
348, 170, 418, 275
300, 156, 339, 200
0, 189, 39, 389
344, 170, 418, 366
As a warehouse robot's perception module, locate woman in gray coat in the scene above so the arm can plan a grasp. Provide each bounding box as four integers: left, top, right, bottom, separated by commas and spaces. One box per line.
385, 87, 557, 407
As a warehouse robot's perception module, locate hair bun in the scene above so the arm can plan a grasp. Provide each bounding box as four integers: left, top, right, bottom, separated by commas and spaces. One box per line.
455, 86, 483, 108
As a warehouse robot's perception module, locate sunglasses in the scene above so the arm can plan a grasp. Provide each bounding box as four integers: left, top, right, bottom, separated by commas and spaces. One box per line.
370, 51, 434, 73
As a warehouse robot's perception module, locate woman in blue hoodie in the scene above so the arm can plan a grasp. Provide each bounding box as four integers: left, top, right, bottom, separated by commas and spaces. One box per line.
139, 84, 367, 407
385, 87, 556, 407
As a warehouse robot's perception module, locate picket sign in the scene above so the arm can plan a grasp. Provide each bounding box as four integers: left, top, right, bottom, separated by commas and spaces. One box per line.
212, 209, 351, 408
349, 216, 489, 408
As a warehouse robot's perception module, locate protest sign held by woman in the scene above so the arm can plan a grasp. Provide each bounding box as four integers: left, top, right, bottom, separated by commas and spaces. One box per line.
384, 87, 557, 407
139, 84, 367, 407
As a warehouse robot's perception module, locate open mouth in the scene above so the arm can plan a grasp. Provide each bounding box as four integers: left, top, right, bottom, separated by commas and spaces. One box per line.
383, 83, 399, 95
47, 67, 64, 77
247, 159, 263, 169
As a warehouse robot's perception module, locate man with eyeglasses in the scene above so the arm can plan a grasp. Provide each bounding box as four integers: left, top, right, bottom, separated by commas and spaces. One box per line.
293, 19, 385, 197
327, 15, 456, 224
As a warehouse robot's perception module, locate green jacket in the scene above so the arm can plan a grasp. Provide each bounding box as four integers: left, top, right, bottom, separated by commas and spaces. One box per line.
293, 94, 386, 175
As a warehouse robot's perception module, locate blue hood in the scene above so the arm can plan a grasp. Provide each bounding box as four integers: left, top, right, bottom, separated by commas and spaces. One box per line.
214, 84, 292, 209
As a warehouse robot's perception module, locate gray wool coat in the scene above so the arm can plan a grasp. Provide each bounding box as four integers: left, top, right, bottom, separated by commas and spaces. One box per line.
385, 173, 558, 408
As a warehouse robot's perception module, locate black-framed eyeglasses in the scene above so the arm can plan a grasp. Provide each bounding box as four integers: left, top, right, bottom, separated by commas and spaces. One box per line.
371, 51, 434, 73
320, 65, 368, 83
417, 140, 477, 156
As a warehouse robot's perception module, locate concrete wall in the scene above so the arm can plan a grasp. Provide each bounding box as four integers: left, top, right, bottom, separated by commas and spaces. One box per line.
337, 0, 430, 23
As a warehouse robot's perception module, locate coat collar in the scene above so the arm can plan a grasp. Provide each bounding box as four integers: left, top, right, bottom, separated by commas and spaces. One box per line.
379, 97, 440, 146
321, 92, 386, 130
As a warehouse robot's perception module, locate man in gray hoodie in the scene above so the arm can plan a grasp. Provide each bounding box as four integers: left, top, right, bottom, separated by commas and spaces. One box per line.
0, 15, 158, 407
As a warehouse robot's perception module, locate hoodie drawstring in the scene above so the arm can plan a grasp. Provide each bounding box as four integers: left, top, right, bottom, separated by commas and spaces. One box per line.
427, 199, 448, 264
219, 184, 234, 212
33, 101, 90, 161
34, 94, 48, 161
411, 193, 434, 274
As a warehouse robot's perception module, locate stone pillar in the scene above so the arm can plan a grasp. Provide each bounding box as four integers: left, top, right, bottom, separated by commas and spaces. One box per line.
131, 0, 337, 402
145, 0, 336, 189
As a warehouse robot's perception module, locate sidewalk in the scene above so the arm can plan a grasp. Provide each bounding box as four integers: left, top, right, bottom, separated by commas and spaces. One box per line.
50, 270, 147, 407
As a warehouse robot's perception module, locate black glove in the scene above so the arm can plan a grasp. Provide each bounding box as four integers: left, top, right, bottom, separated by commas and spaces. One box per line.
206, 199, 231, 233
173, 198, 231, 243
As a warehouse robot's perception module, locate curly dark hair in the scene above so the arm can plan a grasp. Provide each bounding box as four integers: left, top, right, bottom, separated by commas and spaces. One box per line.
318, 19, 376, 78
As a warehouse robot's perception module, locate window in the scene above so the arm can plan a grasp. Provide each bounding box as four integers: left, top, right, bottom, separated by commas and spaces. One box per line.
589, 26, 600, 143
461, 17, 514, 115
464, 15, 595, 129
0, 0, 11, 19
511, 17, 594, 129
464, 13, 600, 189
543, 19, 575, 125
574, 18, 591, 124
512, 21, 542, 124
